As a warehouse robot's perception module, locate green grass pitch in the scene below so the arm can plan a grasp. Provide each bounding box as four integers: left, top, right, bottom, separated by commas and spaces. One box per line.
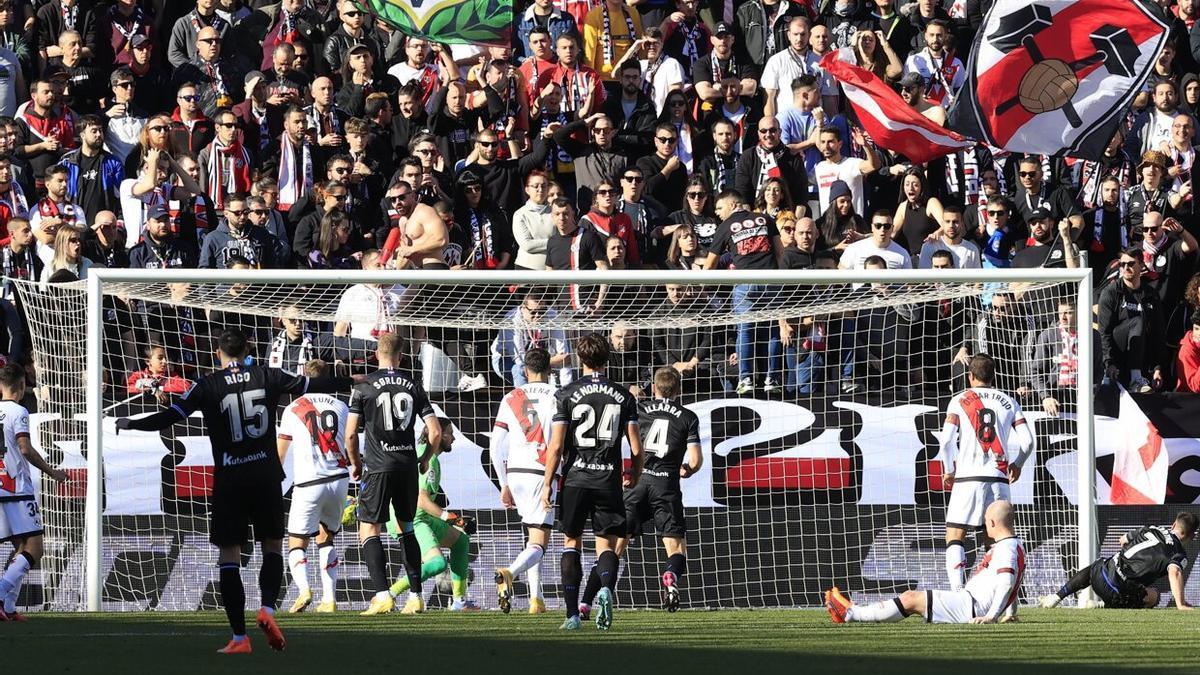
12, 608, 1197, 674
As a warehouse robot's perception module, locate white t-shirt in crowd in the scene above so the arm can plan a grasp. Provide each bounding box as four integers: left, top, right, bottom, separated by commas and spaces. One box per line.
814, 157, 867, 216
918, 238, 982, 269
840, 238, 913, 270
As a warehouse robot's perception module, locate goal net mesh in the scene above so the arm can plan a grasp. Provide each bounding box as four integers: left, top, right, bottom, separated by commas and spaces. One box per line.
14, 275, 1085, 612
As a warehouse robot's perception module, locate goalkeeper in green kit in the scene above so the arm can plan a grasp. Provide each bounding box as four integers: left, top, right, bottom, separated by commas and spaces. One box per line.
384, 417, 479, 611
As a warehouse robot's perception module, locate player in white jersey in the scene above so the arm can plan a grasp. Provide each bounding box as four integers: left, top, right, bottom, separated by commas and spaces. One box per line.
826, 500, 1025, 624
939, 354, 1033, 595
276, 360, 351, 614
0, 363, 67, 620
490, 347, 558, 614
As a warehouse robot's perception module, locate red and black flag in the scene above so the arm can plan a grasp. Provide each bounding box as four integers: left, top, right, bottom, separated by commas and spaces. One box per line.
947, 0, 1170, 159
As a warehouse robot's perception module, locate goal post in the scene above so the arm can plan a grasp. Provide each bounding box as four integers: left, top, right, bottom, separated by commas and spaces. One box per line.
17, 267, 1095, 612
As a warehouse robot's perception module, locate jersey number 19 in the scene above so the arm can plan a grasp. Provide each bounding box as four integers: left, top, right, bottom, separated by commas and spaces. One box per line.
376, 391, 413, 431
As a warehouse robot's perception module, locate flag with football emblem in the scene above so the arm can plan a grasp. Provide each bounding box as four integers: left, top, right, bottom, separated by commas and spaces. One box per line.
947, 0, 1170, 159
361, 0, 514, 46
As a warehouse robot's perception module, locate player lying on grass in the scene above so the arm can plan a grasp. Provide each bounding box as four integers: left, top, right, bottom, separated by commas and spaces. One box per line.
0, 363, 68, 621
578, 367, 701, 616
385, 417, 480, 611
826, 500, 1023, 625
1039, 512, 1198, 610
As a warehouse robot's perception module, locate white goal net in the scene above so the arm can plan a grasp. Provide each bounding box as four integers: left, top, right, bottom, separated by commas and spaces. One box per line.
13, 269, 1094, 612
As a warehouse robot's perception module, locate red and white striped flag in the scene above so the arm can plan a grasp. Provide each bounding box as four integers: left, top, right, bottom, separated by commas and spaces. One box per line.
820, 48, 973, 165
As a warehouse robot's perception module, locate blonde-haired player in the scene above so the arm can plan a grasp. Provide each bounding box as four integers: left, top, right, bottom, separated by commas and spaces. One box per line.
491, 347, 557, 614
940, 353, 1033, 603
826, 500, 1025, 624
0, 363, 68, 620
277, 359, 351, 614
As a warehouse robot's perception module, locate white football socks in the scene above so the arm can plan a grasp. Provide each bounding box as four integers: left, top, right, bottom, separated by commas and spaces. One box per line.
319, 545, 339, 603
528, 560, 543, 600
847, 599, 904, 623
945, 542, 966, 591
288, 548, 310, 592
508, 544, 544, 577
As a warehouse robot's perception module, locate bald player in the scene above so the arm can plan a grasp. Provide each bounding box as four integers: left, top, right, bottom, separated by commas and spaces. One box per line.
825, 500, 1025, 625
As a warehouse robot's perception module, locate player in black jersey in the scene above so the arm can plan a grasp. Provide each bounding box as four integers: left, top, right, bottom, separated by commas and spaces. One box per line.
116, 329, 360, 654
1040, 512, 1198, 610
578, 367, 702, 616
541, 334, 643, 631
345, 333, 442, 617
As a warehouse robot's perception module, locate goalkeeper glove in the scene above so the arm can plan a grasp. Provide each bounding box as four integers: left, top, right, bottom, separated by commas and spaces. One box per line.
341, 497, 358, 527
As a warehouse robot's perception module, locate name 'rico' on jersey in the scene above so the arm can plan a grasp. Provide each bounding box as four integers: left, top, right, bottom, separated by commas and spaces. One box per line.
638, 397, 700, 480
553, 373, 638, 490
349, 368, 435, 473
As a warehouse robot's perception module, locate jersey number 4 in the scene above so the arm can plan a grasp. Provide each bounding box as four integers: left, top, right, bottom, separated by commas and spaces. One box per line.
376, 391, 414, 432
643, 418, 670, 457
219, 389, 268, 442
572, 403, 620, 448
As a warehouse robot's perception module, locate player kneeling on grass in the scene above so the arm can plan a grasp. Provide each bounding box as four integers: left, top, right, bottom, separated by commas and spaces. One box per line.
278, 359, 351, 614
1039, 512, 1198, 610
491, 347, 558, 615
0, 363, 68, 621
826, 500, 1024, 625
578, 367, 701, 616
385, 417, 479, 611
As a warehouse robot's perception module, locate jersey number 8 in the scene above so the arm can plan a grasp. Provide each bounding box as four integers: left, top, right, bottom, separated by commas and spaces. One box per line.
376, 391, 414, 432
572, 403, 620, 448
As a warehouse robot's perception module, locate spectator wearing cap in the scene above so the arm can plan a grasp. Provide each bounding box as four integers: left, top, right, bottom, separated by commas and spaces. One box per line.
128, 203, 199, 270
452, 169, 514, 270
1099, 247, 1166, 393
336, 43, 400, 118
37, 0, 99, 65
168, 0, 230, 69
1012, 154, 1083, 235
167, 83, 216, 158
323, 0, 384, 78
104, 66, 147, 164
896, 70, 944, 125
1125, 150, 1183, 237
516, 0, 578, 63
99, 0, 153, 67
1011, 206, 1079, 269
126, 33, 172, 115
692, 21, 758, 108
734, 0, 805, 69
818, 179, 867, 252
173, 26, 246, 119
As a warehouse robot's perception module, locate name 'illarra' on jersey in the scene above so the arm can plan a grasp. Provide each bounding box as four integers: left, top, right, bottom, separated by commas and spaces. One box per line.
638, 398, 700, 480
349, 369, 435, 473
554, 373, 638, 489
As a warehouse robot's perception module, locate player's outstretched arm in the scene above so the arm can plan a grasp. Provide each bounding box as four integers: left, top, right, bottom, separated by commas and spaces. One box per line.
1169, 564, 1193, 610
115, 407, 187, 434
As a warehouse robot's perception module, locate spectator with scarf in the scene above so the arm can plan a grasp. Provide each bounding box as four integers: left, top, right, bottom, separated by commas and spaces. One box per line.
735, 115, 809, 216
452, 170, 513, 271
263, 105, 313, 214
29, 165, 80, 245
173, 26, 245, 119
255, 0, 323, 73
168, 0, 230, 68
580, 177, 640, 266
0, 154, 28, 226
198, 108, 252, 219
583, 0, 643, 84
1139, 211, 1198, 312
125, 147, 206, 244
37, 0, 98, 64
200, 193, 280, 269
1031, 300, 1081, 416
100, 0, 153, 67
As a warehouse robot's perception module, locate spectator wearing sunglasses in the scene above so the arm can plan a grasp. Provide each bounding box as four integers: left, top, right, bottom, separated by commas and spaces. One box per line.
463, 126, 551, 218
1013, 154, 1082, 235
553, 113, 628, 210
638, 122, 688, 214
1099, 247, 1167, 393
167, 0, 230, 69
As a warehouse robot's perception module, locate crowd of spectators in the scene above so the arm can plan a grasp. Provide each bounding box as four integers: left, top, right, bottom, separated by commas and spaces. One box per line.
3, 0, 1200, 411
